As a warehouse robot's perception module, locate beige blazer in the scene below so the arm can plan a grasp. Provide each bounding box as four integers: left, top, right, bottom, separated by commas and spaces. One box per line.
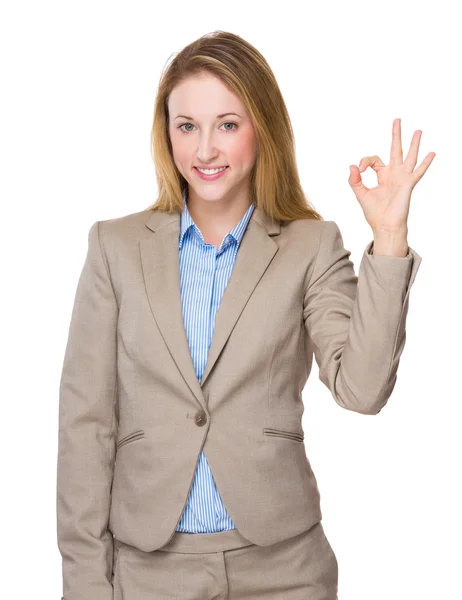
56, 205, 422, 599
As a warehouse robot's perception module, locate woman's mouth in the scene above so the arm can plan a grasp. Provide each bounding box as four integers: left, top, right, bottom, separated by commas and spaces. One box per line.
194, 166, 229, 181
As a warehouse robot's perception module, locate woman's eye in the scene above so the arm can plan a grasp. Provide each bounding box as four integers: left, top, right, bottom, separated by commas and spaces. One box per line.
178, 123, 195, 133
178, 122, 238, 134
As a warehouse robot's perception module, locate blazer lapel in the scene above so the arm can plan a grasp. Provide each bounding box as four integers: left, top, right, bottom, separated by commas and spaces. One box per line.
200, 209, 280, 387
139, 204, 280, 410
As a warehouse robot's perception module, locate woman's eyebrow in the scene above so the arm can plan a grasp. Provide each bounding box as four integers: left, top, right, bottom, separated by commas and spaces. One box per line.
174, 112, 243, 120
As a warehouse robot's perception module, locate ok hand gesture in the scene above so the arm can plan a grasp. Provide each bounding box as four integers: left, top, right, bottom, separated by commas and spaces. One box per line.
348, 118, 436, 235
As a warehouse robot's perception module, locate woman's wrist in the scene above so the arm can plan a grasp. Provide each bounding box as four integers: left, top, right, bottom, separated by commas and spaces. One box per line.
372, 228, 409, 257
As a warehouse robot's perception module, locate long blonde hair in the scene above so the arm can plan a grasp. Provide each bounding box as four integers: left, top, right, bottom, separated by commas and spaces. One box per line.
147, 30, 323, 222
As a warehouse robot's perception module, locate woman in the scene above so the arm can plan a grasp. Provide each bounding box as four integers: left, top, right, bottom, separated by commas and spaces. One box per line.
56, 31, 435, 599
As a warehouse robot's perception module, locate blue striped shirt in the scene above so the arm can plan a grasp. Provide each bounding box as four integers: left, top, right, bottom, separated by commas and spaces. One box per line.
176, 190, 255, 533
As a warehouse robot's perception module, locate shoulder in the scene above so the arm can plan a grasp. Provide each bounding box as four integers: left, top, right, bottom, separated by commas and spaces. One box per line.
80, 209, 158, 264
281, 218, 344, 250
282, 219, 350, 274
86, 208, 158, 252
97, 208, 153, 237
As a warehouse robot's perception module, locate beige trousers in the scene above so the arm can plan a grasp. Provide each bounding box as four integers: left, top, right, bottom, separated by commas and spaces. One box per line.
112, 520, 338, 599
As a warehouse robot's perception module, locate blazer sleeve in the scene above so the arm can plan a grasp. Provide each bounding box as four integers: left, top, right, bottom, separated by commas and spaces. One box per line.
56, 221, 118, 600
303, 220, 422, 415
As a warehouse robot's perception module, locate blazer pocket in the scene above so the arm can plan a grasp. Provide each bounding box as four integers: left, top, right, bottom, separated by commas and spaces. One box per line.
262, 427, 304, 442
116, 429, 145, 450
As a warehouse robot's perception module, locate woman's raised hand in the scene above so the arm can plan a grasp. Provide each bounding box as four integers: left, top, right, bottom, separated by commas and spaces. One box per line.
348, 118, 436, 235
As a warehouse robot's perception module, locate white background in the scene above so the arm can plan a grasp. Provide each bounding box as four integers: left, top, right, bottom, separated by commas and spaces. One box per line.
1, 1, 459, 598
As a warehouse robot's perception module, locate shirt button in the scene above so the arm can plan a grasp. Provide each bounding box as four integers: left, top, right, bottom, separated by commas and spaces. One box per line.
194, 410, 207, 427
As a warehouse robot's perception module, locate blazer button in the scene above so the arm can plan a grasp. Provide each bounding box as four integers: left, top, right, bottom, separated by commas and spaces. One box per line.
194, 410, 207, 426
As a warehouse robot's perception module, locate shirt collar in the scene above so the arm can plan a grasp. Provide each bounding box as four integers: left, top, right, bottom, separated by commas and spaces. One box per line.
179, 188, 255, 250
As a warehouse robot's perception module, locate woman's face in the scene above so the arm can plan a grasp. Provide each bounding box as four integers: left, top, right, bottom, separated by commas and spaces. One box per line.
168, 72, 258, 206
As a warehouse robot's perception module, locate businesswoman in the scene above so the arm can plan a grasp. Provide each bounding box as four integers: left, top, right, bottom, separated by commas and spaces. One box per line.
56, 31, 434, 599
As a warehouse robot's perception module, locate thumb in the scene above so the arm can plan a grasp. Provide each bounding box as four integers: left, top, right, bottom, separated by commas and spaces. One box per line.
348, 165, 369, 203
